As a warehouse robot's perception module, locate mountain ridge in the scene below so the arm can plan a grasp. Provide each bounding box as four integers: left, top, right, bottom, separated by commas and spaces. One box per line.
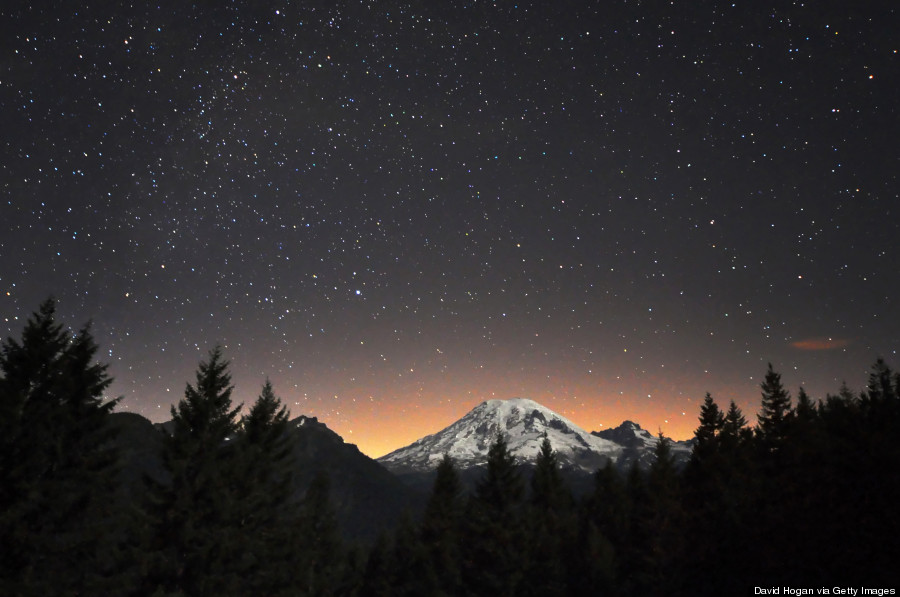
378, 398, 693, 476
109, 411, 421, 541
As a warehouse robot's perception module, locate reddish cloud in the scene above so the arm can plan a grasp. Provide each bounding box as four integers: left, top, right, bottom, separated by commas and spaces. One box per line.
791, 338, 850, 351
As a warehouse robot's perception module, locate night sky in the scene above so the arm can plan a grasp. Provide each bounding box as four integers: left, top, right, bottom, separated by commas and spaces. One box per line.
2, 1, 897, 457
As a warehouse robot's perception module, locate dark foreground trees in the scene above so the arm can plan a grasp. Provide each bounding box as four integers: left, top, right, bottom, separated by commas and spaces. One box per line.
137, 348, 349, 596
680, 361, 900, 590
139, 346, 245, 595
374, 362, 900, 595
463, 433, 526, 596
0, 303, 355, 596
0, 299, 120, 595
3, 299, 898, 594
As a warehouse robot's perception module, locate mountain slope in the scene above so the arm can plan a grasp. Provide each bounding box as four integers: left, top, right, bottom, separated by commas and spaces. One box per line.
378, 397, 622, 475
110, 412, 421, 541
285, 415, 423, 540
592, 420, 694, 469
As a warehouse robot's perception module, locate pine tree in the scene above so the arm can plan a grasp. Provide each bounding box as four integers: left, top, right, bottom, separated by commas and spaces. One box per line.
295, 471, 344, 596
649, 431, 677, 483
530, 437, 570, 512
865, 358, 897, 403
475, 433, 524, 509
633, 432, 686, 594
693, 393, 724, 451
687, 394, 726, 513
691, 393, 725, 471
794, 387, 816, 421
0, 299, 120, 595
140, 346, 243, 596
684, 397, 756, 592
757, 363, 792, 448
420, 454, 464, 595
242, 379, 290, 448
586, 460, 631, 552
523, 437, 573, 597
232, 380, 296, 595
423, 454, 463, 528
754, 365, 799, 581
721, 400, 749, 448
618, 462, 649, 592
463, 433, 525, 596
850, 361, 900, 580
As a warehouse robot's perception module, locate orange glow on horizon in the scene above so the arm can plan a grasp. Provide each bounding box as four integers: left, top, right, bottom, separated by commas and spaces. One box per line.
317, 382, 755, 459
151, 352, 806, 460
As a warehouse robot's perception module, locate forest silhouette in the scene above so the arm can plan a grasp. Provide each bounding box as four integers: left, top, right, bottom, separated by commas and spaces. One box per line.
2, 300, 898, 595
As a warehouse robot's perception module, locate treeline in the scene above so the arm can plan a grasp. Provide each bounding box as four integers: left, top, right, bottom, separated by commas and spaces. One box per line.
1, 301, 352, 596
361, 361, 900, 595
1, 300, 899, 595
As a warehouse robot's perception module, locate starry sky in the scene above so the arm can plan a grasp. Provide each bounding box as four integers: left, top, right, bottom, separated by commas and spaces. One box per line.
2, 1, 897, 457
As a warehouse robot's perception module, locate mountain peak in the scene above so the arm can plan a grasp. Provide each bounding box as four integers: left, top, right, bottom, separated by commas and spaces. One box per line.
481, 396, 542, 408
378, 397, 622, 474
591, 420, 695, 467
591, 419, 657, 449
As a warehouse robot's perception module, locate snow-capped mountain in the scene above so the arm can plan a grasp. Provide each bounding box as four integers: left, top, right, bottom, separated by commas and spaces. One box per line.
591, 420, 659, 449
378, 398, 623, 475
592, 420, 694, 469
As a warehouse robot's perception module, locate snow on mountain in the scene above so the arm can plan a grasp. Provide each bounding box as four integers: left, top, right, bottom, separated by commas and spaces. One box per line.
377, 397, 623, 474
591, 420, 660, 449
592, 420, 694, 469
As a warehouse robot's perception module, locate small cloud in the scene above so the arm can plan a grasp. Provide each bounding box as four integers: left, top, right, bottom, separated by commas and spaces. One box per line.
791, 338, 850, 351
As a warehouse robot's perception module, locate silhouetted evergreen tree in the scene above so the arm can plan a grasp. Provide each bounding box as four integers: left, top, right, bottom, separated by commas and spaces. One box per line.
420, 454, 464, 595
474, 433, 524, 508
684, 393, 733, 592
785, 384, 844, 581
530, 437, 570, 512
617, 462, 649, 593
0, 299, 120, 595
680, 361, 900, 588
756, 363, 792, 449
690, 393, 725, 477
587, 460, 631, 552
721, 399, 749, 446
462, 433, 525, 596
748, 367, 792, 582
694, 393, 724, 451
798, 386, 865, 579
523, 438, 573, 597
865, 357, 897, 403
571, 460, 626, 593
231, 380, 297, 595
847, 360, 900, 581
688, 394, 761, 590
753, 365, 798, 582
634, 432, 685, 595
139, 346, 243, 596
793, 386, 816, 421
714, 443, 756, 588
294, 471, 344, 596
